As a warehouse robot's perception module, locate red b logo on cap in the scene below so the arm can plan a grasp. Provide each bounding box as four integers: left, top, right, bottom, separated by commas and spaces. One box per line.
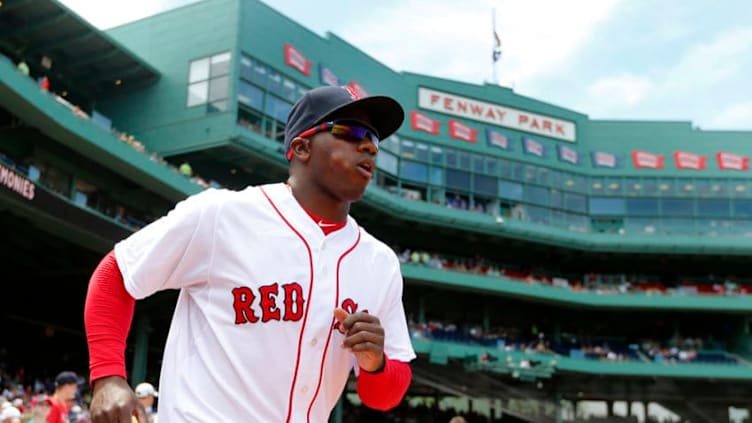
343, 85, 360, 100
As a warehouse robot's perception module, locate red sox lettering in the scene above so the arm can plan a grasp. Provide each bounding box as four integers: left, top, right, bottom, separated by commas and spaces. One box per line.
232, 282, 305, 323
334, 298, 368, 334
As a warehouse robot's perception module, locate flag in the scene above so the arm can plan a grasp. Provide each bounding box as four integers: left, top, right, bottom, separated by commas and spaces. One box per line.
557, 145, 579, 165
486, 129, 510, 150
523, 137, 544, 157
492, 29, 502, 63
632, 150, 665, 169
591, 151, 618, 168
716, 152, 750, 170
673, 151, 707, 170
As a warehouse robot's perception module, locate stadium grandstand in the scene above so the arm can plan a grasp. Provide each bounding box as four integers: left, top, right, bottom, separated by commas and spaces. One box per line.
1, 0, 752, 422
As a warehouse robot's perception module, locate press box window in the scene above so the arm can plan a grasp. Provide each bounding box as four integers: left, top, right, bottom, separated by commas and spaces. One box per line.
187, 52, 231, 110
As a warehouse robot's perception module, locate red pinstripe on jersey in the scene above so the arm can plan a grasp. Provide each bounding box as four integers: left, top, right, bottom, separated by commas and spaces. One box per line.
259, 186, 315, 423
307, 229, 362, 422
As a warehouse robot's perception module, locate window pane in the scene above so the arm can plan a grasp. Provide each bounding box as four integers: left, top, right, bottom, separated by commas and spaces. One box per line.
590, 198, 626, 215
499, 180, 523, 201
474, 174, 497, 196
210, 52, 231, 77
381, 136, 400, 154
208, 76, 229, 102
187, 81, 208, 106
401, 140, 415, 159
264, 95, 292, 122
238, 81, 264, 110
626, 198, 659, 216
207, 100, 228, 113
565, 193, 586, 213
661, 198, 694, 216
251, 62, 268, 87
429, 167, 444, 185
189, 58, 210, 83
698, 199, 730, 217
240, 56, 253, 80
473, 154, 484, 172
430, 146, 443, 165
446, 169, 470, 190
734, 200, 752, 217
281, 78, 298, 102
267, 70, 283, 94
524, 185, 549, 207
415, 143, 429, 162
459, 152, 471, 170
486, 157, 498, 175
400, 160, 428, 183
446, 149, 457, 167
376, 151, 398, 175
550, 189, 563, 209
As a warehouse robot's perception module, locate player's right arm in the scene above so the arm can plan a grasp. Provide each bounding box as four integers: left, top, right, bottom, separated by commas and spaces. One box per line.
85, 251, 148, 423
85, 189, 222, 422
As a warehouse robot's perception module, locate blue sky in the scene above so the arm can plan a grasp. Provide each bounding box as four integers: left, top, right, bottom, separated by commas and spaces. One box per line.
59, 0, 752, 131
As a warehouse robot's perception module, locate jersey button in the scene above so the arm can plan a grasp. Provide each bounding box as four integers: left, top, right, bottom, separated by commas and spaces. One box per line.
301, 385, 309, 394
310, 338, 318, 347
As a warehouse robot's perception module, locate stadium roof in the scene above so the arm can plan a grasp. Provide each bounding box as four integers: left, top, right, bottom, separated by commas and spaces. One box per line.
0, 0, 160, 99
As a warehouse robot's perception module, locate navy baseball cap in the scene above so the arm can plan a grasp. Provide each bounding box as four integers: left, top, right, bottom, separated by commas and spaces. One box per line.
283, 85, 405, 160
54, 371, 80, 387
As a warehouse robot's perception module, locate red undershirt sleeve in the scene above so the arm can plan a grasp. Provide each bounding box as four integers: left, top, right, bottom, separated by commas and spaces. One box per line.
356, 355, 412, 411
83, 250, 136, 384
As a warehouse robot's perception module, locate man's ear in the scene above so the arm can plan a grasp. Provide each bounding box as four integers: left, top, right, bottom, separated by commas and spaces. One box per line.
289, 137, 312, 162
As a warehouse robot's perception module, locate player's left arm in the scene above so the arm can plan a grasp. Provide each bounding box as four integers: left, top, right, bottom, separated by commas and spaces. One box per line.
334, 256, 416, 411
334, 309, 413, 411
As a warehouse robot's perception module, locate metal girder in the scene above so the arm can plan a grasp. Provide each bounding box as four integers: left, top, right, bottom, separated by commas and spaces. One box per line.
0, 11, 67, 38
24, 30, 95, 55
0, 0, 34, 13
58, 48, 119, 70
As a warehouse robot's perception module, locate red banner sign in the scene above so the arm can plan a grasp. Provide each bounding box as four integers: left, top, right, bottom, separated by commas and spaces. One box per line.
448, 120, 478, 143
716, 152, 750, 170
674, 151, 707, 170
410, 111, 441, 135
632, 150, 665, 169
284, 43, 311, 76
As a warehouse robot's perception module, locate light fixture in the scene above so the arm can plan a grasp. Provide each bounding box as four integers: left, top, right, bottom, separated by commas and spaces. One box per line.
115, 79, 122, 85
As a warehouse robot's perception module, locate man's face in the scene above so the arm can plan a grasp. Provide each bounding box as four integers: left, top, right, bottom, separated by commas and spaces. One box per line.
306, 112, 378, 203
60, 383, 78, 403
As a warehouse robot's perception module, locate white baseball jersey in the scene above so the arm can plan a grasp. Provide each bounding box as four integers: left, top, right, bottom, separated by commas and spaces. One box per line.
114, 182, 416, 423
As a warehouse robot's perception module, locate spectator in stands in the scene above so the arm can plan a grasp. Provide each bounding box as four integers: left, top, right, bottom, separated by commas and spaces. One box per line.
38, 76, 50, 92
134, 382, 158, 423
26, 395, 52, 423
178, 162, 193, 177
16, 61, 29, 77
0, 406, 22, 423
448, 416, 467, 423
46, 371, 79, 423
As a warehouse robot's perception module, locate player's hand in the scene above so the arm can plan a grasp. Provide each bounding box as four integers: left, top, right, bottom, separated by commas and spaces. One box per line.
89, 376, 149, 423
334, 308, 385, 372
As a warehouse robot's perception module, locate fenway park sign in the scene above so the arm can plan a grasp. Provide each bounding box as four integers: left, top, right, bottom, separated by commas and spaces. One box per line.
418, 87, 576, 142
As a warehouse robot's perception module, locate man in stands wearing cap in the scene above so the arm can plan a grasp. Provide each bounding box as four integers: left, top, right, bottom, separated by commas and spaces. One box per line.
84, 85, 415, 422
0, 405, 22, 423
134, 383, 157, 422
47, 371, 79, 423
27, 395, 52, 423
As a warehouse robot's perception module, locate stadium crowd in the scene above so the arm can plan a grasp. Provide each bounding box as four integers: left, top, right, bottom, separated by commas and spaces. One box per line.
409, 319, 739, 366
395, 247, 750, 296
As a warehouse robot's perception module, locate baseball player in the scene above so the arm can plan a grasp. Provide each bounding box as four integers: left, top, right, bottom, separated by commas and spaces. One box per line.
84, 85, 416, 423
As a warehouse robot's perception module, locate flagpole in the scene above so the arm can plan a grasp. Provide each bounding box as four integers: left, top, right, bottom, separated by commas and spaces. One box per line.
492, 8, 497, 84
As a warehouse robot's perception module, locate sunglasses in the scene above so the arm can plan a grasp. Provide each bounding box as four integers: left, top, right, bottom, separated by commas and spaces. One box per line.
301, 120, 378, 142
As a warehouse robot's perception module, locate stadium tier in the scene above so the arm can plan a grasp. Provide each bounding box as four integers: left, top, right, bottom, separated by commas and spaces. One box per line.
2, 1, 752, 422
